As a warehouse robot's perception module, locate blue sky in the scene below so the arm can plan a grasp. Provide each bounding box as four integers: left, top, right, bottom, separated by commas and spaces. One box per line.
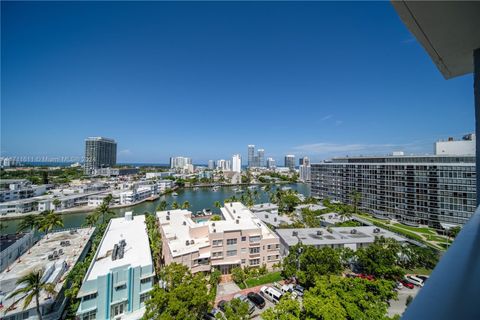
1, 1, 474, 164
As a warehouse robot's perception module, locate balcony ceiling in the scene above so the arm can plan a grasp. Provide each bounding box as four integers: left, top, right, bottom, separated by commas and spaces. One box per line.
392, 1, 480, 79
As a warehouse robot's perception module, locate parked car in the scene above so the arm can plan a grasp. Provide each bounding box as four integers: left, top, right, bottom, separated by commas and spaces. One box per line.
400, 280, 414, 289
294, 285, 305, 295
357, 273, 375, 281
247, 292, 266, 309
416, 275, 429, 282
233, 294, 256, 314
217, 300, 227, 312
396, 282, 404, 290
260, 286, 283, 304
205, 308, 225, 320
405, 275, 424, 287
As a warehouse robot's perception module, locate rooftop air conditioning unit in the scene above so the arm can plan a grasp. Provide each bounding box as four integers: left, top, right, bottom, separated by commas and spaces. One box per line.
350, 229, 357, 234
183, 221, 187, 225
166, 216, 170, 220
213, 229, 216, 233
317, 230, 323, 236
373, 228, 380, 233
230, 203, 233, 207
233, 209, 236, 213
292, 231, 298, 237
236, 219, 239, 224
190, 240, 195, 244
185, 240, 190, 246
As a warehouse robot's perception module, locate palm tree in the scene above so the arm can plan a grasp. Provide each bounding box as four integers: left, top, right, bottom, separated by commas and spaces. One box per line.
38, 211, 64, 238
171, 201, 180, 210
8, 269, 56, 320
94, 202, 115, 225
103, 194, 113, 206
350, 191, 361, 214
84, 213, 99, 227
214, 201, 221, 209
157, 200, 168, 212
182, 201, 190, 209
17, 214, 40, 232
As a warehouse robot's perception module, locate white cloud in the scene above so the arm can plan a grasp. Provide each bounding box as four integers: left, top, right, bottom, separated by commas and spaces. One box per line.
321, 114, 333, 121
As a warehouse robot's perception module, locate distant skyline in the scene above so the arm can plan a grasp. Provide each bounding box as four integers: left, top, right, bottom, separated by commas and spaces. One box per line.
1, 2, 474, 163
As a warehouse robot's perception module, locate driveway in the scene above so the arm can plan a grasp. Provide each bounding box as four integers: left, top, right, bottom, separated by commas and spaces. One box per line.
388, 285, 421, 317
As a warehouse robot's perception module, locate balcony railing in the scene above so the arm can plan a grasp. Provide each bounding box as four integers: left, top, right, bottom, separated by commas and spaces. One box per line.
402, 205, 480, 319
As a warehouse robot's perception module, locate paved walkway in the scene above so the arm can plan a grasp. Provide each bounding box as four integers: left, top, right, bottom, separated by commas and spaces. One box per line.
215, 281, 284, 305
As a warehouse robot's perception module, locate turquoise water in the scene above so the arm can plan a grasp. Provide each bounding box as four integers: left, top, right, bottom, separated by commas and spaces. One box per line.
2, 183, 310, 233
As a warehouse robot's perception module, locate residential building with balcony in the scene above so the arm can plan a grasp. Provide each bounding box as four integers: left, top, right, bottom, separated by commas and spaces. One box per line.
311, 154, 476, 228
157, 202, 281, 275
76, 214, 154, 320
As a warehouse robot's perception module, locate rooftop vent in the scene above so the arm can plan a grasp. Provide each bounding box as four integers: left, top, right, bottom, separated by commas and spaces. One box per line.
190, 240, 195, 244
265, 214, 269, 219
167, 211, 170, 215
185, 240, 190, 246
350, 229, 357, 234
230, 203, 233, 207
292, 231, 298, 237
166, 216, 170, 221
183, 221, 187, 225
316, 230, 323, 236
212, 222, 215, 227
373, 228, 381, 233
236, 219, 239, 224
213, 229, 216, 233
233, 209, 236, 213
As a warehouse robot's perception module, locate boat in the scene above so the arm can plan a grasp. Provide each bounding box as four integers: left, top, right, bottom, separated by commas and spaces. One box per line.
203, 208, 212, 216
172, 192, 178, 197
248, 185, 256, 190
212, 186, 219, 192
193, 187, 199, 191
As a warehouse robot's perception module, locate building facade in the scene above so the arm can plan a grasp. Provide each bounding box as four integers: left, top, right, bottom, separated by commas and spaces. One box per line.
266, 157, 276, 169
157, 202, 280, 275
170, 156, 192, 170
257, 149, 265, 168
232, 154, 242, 173
311, 155, 476, 228
77, 214, 154, 320
84, 137, 117, 175
247, 145, 255, 168
284, 155, 295, 170
434, 134, 475, 156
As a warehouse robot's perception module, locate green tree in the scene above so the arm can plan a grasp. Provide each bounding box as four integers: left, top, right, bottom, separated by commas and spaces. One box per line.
157, 200, 169, 212
52, 198, 61, 210
231, 267, 247, 287
210, 215, 222, 221
223, 298, 250, 320
94, 201, 115, 225
350, 190, 361, 214
303, 276, 396, 320
182, 201, 191, 209
84, 213, 99, 227
214, 201, 221, 209
38, 210, 64, 238
8, 269, 56, 320
262, 293, 301, 320
448, 225, 461, 238
171, 201, 180, 209
142, 263, 210, 319
17, 214, 41, 232
355, 236, 404, 280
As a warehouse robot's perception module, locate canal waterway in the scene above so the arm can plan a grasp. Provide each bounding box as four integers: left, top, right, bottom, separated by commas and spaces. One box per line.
3, 183, 310, 233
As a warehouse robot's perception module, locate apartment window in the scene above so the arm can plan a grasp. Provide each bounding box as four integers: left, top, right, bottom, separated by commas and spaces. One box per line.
140, 292, 150, 305
22, 312, 29, 320
249, 247, 260, 254
249, 259, 260, 266
241, 259, 246, 264
226, 250, 237, 257
82, 310, 96, 320
212, 251, 223, 258
249, 236, 261, 243
212, 240, 223, 246
241, 236, 247, 241
227, 239, 237, 245
241, 248, 247, 254
82, 293, 97, 301
115, 284, 126, 290
141, 277, 151, 284
111, 302, 126, 318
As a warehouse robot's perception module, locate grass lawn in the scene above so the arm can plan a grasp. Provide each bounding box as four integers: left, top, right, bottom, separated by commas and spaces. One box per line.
392, 223, 436, 235
425, 235, 450, 242
240, 272, 283, 289
405, 267, 433, 276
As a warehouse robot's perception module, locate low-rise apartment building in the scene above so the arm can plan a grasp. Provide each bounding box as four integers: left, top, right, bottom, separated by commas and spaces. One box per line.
77, 214, 154, 320
157, 202, 281, 275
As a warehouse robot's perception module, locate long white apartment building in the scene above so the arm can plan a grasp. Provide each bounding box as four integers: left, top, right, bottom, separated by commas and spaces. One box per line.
157, 202, 281, 275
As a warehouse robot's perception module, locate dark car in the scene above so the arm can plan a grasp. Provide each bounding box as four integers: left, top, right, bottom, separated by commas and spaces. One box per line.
217, 300, 227, 312
294, 285, 305, 297
247, 292, 266, 309
203, 312, 217, 320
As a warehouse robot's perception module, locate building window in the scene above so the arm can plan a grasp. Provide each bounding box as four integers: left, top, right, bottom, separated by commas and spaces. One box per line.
241, 248, 247, 254
249, 236, 261, 243
115, 284, 126, 290
249, 259, 260, 266
111, 302, 126, 318
140, 292, 150, 305
212, 240, 223, 246
249, 247, 260, 254
226, 250, 237, 257
82, 310, 97, 320
241, 236, 247, 241
212, 251, 223, 258
241, 259, 246, 264
82, 293, 97, 301
227, 239, 237, 245
141, 277, 151, 284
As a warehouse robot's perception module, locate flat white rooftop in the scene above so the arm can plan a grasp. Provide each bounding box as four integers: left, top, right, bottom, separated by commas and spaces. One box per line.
276, 226, 406, 247
0, 228, 94, 318
85, 214, 152, 281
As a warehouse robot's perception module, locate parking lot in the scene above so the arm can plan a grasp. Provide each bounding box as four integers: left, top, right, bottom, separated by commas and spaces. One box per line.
388, 285, 421, 317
